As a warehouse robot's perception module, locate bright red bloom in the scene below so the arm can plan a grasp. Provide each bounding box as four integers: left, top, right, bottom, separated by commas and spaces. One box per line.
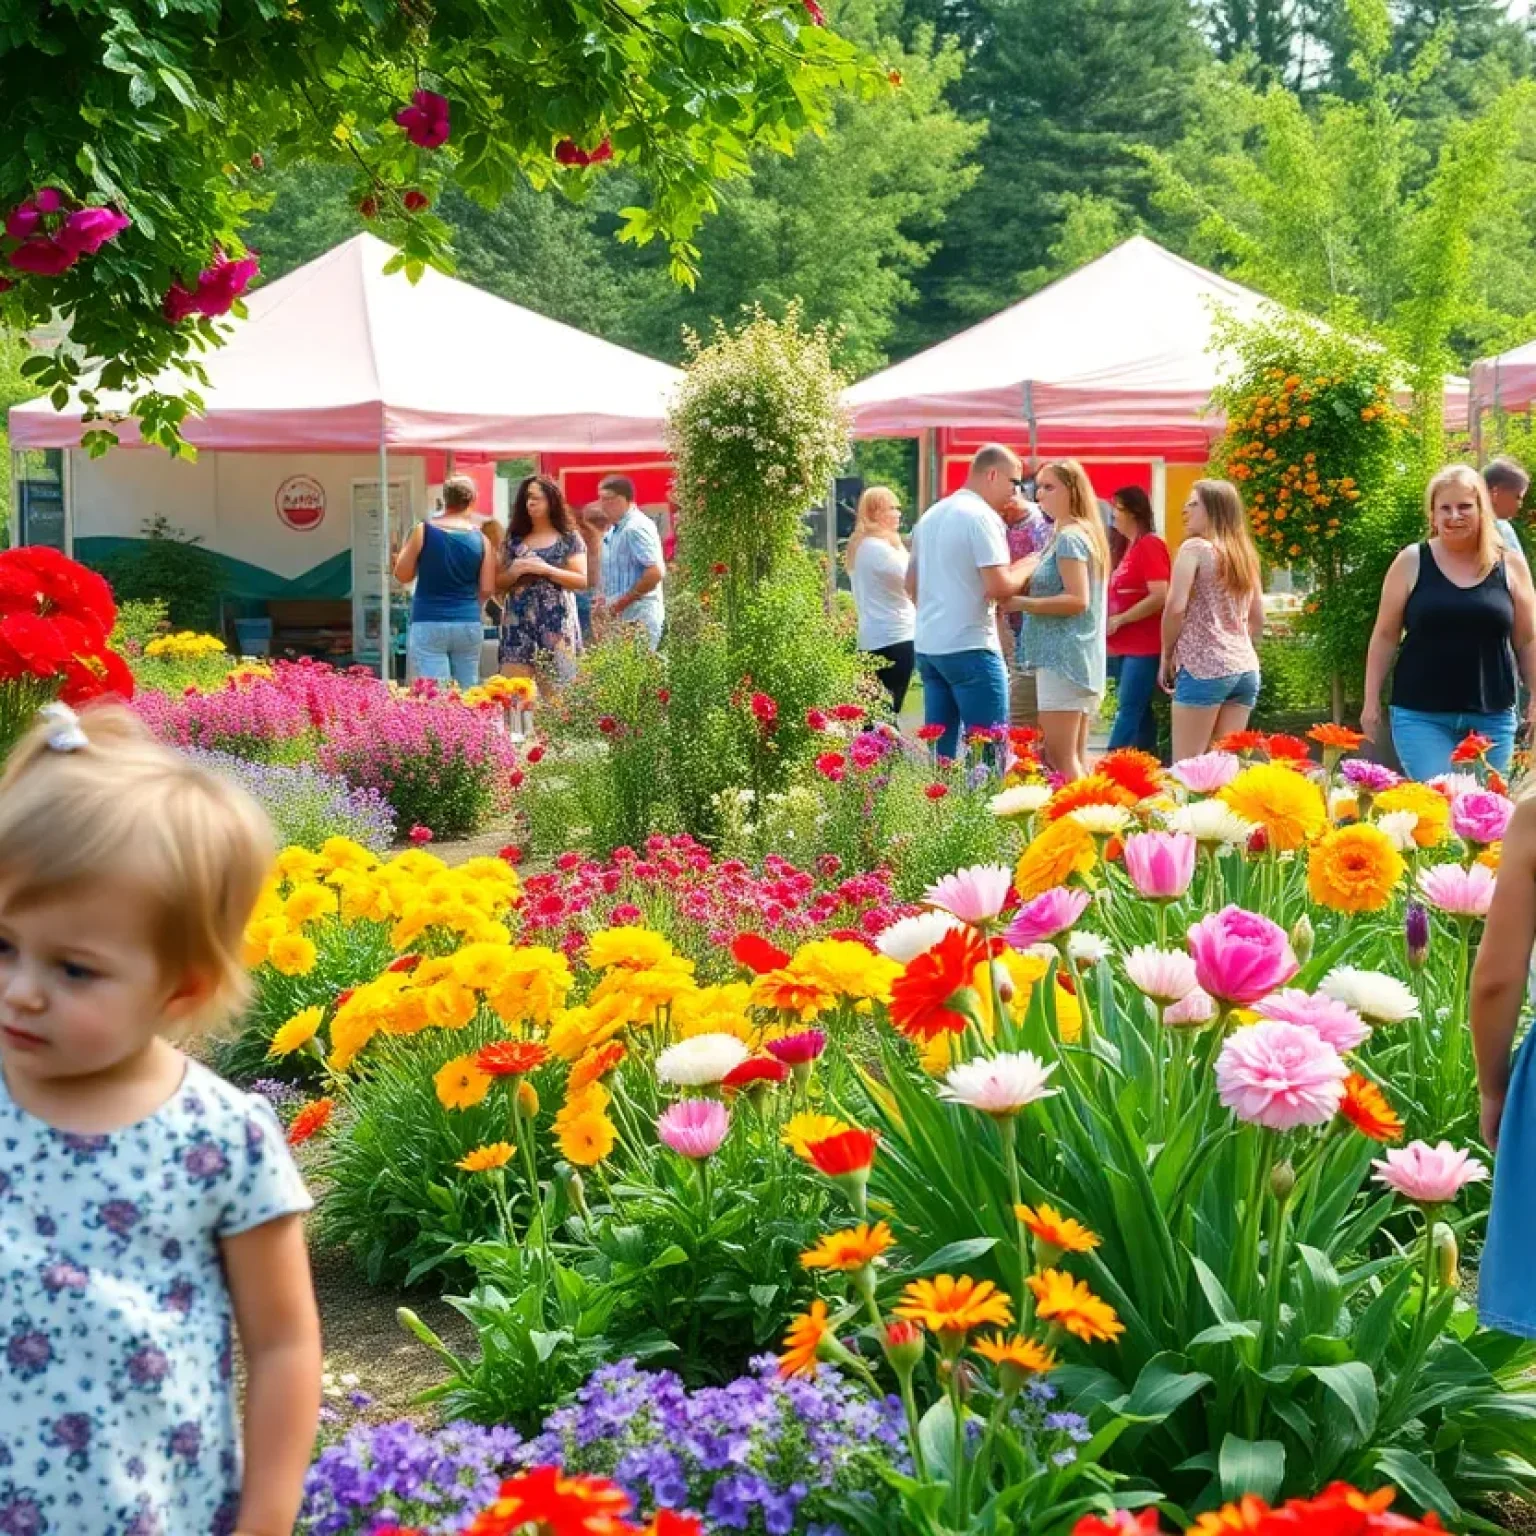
815, 751, 847, 782
476, 1041, 551, 1077
806, 708, 830, 731
916, 724, 945, 743
402, 189, 431, 213
1451, 731, 1494, 764
830, 703, 866, 723
527, 743, 546, 764
764, 1028, 826, 1065
1265, 733, 1312, 763
657, 689, 671, 705
1215, 729, 1268, 755
805, 1127, 878, 1176
723, 1057, 789, 1090
888, 926, 988, 1041
409, 824, 434, 844
555, 138, 614, 167
749, 691, 779, 727
1071, 1513, 1162, 1536
731, 933, 792, 974
645, 1513, 706, 1536
597, 716, 619, 734
500, 845, 524, 864
462, 1465, 633, 1535
288, 1098, 334, 1146
1253, 1483, 1441, 1536
925, 783, 949, 801
1096, 748, 1164, 802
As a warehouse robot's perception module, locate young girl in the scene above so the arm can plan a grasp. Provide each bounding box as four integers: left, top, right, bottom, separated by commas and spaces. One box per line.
0, 704, 321, 1535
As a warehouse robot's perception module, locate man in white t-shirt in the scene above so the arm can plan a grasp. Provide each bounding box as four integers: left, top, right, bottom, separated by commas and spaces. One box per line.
906, 444, 1040, 759
1485, 457, 1530, 559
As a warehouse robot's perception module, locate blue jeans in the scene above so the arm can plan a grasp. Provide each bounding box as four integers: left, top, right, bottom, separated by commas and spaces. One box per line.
1389, 705, 1516, 781
409, 620, 484, 690
1482, 1032, 1536, 1337
917, 649, 1008, 761
1107, 654, 1160, 754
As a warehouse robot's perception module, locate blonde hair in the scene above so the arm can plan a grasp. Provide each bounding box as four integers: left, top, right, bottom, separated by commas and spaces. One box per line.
1039, 460, 1111, 577
1427, 464, 1500, 574
0, 705, 274, 1026
1192, 479, 1263, 598
844, 485, 901, 575
442, 474, 478, 512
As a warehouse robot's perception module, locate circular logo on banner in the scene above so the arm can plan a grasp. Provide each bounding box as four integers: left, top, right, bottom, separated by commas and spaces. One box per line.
276, 474, 326, 531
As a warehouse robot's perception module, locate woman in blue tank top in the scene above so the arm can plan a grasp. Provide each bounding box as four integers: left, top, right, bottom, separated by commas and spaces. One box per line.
393, 474, 495, 690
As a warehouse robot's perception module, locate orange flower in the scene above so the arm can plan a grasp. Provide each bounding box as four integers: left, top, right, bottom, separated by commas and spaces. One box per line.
1095, 749, 1164, 803
476, 1040, 551, 1077
1045, 773, 1138, 822
463, 1465, 633, 1535
888, 927, 989, 1041
1014, 817, 1097, 901
896, 1274, 1014, 1335
288, 1098, 334, 1146
1308, 723, 1365, 752
1451, 731, 1494, 764
973, 1332, 1057, 1375
805, 1127, 878, 1177
749, 969, 837, 1020
800, 1221, 896, 1271
1015, 1202, 1100, 1254
569, 1041, 627, 1093
1188, 1496, 1269, 1534
457, 1141, 516, 1173
1339, 1073, 1404, 1142
779, 1299, 833, 1378
1026, 1269, 1124, 1343
1215, 729, 1267, 755
1264, 733, 1311, 763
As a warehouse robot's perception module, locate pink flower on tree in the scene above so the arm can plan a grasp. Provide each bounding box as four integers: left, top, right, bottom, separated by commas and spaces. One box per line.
1170, 751, 1240, 794
1450, 790, 1514, 846
164, 250, 260, 323
1122, 831, 1196, 900
1417, 862, 1496, 919
1186, 905, 1298, 1008
7, 239, 76, 276
657, 1099, 730, 1160
1253, 988, 1371, 1053
395, 88, 451, 149
56, 206, 130, 257
1215, 1020, 1348, 1130
555, 138, 614, 168
4, 188, 61, 240
1005, 886, 1090, 949
1372, 1139, 1488, 1205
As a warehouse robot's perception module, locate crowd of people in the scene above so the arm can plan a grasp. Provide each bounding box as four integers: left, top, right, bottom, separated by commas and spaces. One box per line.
858, 442, 1536, 784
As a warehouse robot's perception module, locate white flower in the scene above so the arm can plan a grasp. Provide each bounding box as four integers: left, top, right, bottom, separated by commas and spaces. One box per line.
1069, 803, 1132, 836
1124, 945, 1199, 1005
990, 784, 1052, 819
1318, 966, 1420, 1025
1328, 788, 1359, 821
1165, 799, 1257, 846
938, 1050, 1058, 1116
656, 1032, 750, 1087
876, 911, 965, 964
1067, 931, 1111, 968
1429, 773, 1482, 800
1374, 810, 1420, 852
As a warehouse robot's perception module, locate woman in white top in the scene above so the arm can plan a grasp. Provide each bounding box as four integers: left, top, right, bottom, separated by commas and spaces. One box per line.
846, 486, 917, 711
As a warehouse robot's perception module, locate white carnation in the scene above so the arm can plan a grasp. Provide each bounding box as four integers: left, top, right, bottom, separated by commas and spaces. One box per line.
656, 1032, 750, 1087
1318, 966, 1419, 1025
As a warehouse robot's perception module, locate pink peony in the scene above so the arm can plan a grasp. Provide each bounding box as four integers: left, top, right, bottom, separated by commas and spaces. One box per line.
1123, 944, 1199, 1006
1450, 789, 1514, 846
395, 88, 451, 149
1186, 905, 1299, 1008
1417, 862, 1496, 918
1170, 751, 1240, 794
1253, 988, 1370, 1052
657, 1099, 730, 1160
54, 206, 129, 257
1215, 1020, 1348, 1130
7, 238, 75, 276
924, 863, 1014, 925
1164, 986, 1216, 1026
1372, 1139, 1488, 1205
1004, 885, 1090, 949
1122, 831, 1196, 900
764, 1029, 827, 1066
1339, 759, 1401, 795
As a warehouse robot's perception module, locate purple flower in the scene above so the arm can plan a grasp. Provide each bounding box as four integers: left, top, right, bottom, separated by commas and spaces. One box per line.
160, 1278, 197, 1316
168, 1422, 202, 1462
181, 1138, 229, 1184
126, 1344, 170, 1389
39, 1260, 87, 1296
5, 1330, 51, 1380
0, 1488, 45, 1536
45, 1414, 91, 1454
97, 1199, 142, 1238
1339, 758, 1401, 795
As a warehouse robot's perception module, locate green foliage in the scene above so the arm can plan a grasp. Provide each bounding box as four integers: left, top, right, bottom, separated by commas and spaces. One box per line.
88, 516, 222, 631
108, 596, 170, 653
0, 0, 878, 452
0, 331, 33, 544
1255, 633, 1334, 720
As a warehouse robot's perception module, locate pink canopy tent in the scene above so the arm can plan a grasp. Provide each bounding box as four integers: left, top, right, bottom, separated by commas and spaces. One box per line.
846, 236, 1469, 457
9, 232, 682, 453
1470, 339, 1536, 427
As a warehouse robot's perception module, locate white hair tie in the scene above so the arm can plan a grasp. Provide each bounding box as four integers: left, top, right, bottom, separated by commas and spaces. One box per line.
38, 702, 88, 753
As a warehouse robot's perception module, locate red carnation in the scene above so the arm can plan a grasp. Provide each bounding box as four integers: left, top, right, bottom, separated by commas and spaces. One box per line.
731, 933, 792, 974
723, 1057, 789, 1090
915, 724, 945, 743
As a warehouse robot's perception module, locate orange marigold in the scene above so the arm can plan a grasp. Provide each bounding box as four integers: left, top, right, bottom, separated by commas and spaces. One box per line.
896, 1274, 1014, 1335
1188, 1495, 1269, 1534
749, 969, 837, 1021
1014, 817, 1097, 901
288, 1098, 334, 1146
779, 1299, 833, 1378
800, 1221, 896, 1272
1095, 749, 1165, 803
1045, 773, 1138, 822
1015, 1201, 1100, 1254
1308, 723, 1365, 752
1339, 1073, 1404, 1143
569, 1041, 628, 1093
973, 1332, 1057, 1375
1026, 1268, 1124, 1343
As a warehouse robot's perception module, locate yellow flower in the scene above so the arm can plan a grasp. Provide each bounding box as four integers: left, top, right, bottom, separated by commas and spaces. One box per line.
1014, 818, 1097, 901
554, 1082, 610, 1133
1054, 978, 1082, 1044
1026, 1268, 1124, 1343
1480, 841, 1502, 871
488, 947, 576, 1028
452, 941, 515, 992
277, 846, 325, 882
972, 1333, 1057, 1376
786, 940, 902, 1005
782, 1110, 849, 1158
284, 883, 337, 927
320, 836, 378, 873
546, 1004, 623, 1062
586, 926, 675, 971
1219, 763, 1327, 852
1015, 1202, 1100, 1254
268, 1006, 323, 1058
267, 933, 318, 977
1307, 823, 1404, 913
435, 1053, 492, 1111
241, 914, 286, 968
557, 1110, 617, 1166
800, 1222, 896, 1272
896, 1275, 1014, 1336
457, 1142, 515, 1173
1376, 782, 1452, 848
425, 981, 479, 1030
749, 969, 837, 1021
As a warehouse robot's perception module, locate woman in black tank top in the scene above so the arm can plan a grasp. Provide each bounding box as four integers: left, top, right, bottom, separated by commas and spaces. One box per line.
1362, 466, 1536, 781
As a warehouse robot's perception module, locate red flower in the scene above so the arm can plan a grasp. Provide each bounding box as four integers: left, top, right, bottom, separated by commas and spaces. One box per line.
359, 195, 380, 219
749, 692, 779, 728
1451, 731, 1493, 764
830, 703, 866, 723
723, 1057, 789, 1090
527, 743, 546, 764
476, 1041, 551, 1077
916, 724, 945, 743
499, 845, 524, 865
510, 769, 527, 788
288, 1098, 334, 1146
1254, 1483, 1441, 1536
1265, 733, 1311, 763
646, 1514, 706, 1536
925, 783, 949, 801
597, 716, 619, 734
1247, 826, 1269, 855
888, 926, 988, 1041
463, 1465, 633, 1535
395, 88, 451, 149
731, 933, 792, 974
803, 0, 827, 22
402, 189, 431, 213
806, 708, 830, 732
815, 751, 847, 782
387, 953, 423, 973
1071, 1515, 1161, 1536
657, 689, 671, 705
805, 1127, 878, 1176
712, 562, 729, 575
409, 824, 434, 845
1215, 729, 1268, 755
555, 138, 614, 167
1096, 748, 1163, 802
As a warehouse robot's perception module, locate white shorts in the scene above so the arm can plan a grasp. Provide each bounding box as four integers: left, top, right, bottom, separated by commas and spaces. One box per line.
1036, 667, 1102, 716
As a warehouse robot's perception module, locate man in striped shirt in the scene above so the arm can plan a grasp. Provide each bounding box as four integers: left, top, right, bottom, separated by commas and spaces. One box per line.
591, 475, 666, 650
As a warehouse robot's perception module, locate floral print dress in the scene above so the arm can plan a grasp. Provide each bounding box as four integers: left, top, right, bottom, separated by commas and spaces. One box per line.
498, 533, 583, 676
0, 1059, 311, 1536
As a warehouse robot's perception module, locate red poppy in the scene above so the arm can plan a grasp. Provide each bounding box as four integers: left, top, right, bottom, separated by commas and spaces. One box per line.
526, 744, 546, 764
731, 933, 792, 974
476, 1041, 551, 1077
805, 1127, 878, 1176
1451, 731, 1493, 764
888, 926, 987, 1041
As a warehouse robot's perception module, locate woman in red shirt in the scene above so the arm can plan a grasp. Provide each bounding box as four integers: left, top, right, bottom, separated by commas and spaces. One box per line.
1105, 486, 1170, 755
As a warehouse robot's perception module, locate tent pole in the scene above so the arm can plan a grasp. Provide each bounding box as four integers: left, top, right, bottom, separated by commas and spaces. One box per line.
6, 451, 19, 549
824, 478, 837, 614
378, 440, 391, 682
917, 428, 935, 508
1024, 381, 1038, 463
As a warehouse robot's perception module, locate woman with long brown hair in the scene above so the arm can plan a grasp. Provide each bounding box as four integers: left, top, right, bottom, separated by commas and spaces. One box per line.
1159, 478, 1265, 762
1010, 459, 1111, 781
497, 474, 587, 689
846, 485, 916, 712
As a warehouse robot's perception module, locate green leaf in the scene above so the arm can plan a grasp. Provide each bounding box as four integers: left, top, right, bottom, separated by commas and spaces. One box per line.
918, 1398, 959, 1481
1371, 1447, 1461, 1521
1308, 1362, 1379, 1440
1219, 1435, 1286, 1503
529, 1327, 573, 1362
1116, 1353, 1213, 1423
649, 1244, 689, 1271
902, 1236, 999, 1277
1191, 1254, 1241, 1325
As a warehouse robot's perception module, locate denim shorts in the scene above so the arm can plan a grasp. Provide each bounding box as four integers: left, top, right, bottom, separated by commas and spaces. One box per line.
1173, 667, 1260, 708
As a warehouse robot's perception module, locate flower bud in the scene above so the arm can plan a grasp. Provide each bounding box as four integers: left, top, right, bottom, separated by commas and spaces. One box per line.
1247, 826, 1269, 856
396, 1307, 444, 1349
556, 1161, 590, 1221
1406, 902, 1430, 970
517, 1081, 540, 1120
1433, 1222, 1459, 1289
991, 960, 1015, 1005
882, 1319, 926, 1376
1289, 914, 1314, 967
1270, 1158, 1296, 1203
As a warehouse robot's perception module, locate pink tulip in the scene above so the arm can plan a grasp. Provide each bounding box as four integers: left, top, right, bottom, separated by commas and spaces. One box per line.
925, 863, 1014, 925
395, 88, 451, 149
1124, 944, 1199, 1005
55, 206, 129, 257
1171, 751, 1240, 794
657, 1099, 729, 1160
1122, 831, 1196, 900
1215, 1020, 1348, 1130
1005, 885, 1090, 950
1372, 1139, 1488, 1205
1164, 986, 1215, 1026
1253, 988, 1371, 1052
1417, 862, 1496, 919
1450, 790, 1513, 846
1186, 905, 1299, 1008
